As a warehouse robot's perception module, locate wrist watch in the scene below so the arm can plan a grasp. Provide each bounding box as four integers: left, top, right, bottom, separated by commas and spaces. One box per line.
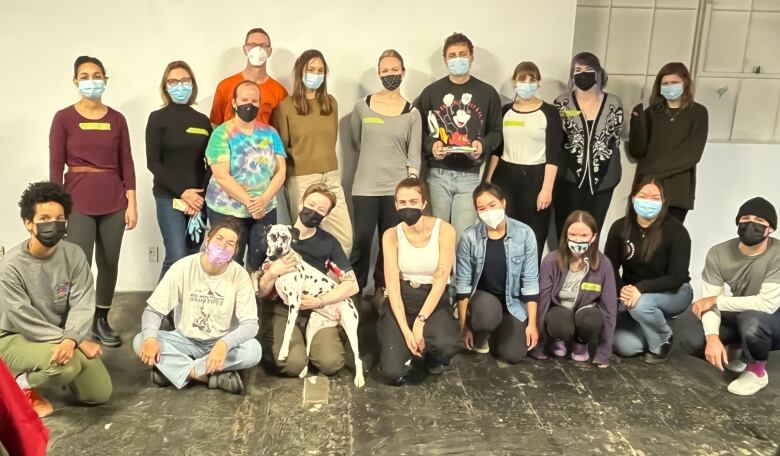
416, 314, 428, 323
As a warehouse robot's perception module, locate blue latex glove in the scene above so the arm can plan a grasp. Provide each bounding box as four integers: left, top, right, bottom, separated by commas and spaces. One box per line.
187, 211, 206, 244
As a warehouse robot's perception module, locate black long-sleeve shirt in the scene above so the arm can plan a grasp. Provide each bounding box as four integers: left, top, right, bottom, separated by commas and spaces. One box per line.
414, 75, 502, 173
145, 104, 212, 198
604, 215, 691, 294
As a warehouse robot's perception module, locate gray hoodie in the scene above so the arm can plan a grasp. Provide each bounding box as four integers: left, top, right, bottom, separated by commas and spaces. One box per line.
0, 239, 95, 343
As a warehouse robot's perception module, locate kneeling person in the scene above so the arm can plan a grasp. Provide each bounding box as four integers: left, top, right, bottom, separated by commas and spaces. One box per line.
133, 219, 261, 394
0, 182, 111, 417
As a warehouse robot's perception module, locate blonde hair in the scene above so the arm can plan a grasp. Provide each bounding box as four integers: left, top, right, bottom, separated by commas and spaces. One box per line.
378, 49, 405, 71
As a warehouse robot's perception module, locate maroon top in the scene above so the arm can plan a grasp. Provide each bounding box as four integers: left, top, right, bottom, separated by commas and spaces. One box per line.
49, 106, 136, 215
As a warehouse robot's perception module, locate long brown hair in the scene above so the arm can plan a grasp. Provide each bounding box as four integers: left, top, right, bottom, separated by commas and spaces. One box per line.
623, 176, 669, 262
557, 210, 601, 271
649, 62, 693, 109
291, 49, 333, 116
159, 60, 198, 106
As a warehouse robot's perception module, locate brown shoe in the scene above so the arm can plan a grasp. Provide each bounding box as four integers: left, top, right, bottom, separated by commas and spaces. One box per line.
23, 388, 53, 418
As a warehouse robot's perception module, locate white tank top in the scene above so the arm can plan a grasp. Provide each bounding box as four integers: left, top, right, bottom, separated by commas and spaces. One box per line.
396, 218, 441, 285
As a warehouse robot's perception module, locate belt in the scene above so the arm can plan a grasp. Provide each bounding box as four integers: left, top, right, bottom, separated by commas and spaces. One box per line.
68, 165, 114, 173
404, 280, 433, 290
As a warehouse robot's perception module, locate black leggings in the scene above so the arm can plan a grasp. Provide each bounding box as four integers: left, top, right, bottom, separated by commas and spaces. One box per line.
67, 210, 126, 314
350, 195, 399, 290
468, 291, 528, 363
545, 305, 603, 344
553, 179, 614, 237
377, 282, 459, 382
492, 161, 550, 262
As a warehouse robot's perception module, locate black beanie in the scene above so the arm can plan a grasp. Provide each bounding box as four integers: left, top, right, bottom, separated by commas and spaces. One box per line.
736, 197, 777, 229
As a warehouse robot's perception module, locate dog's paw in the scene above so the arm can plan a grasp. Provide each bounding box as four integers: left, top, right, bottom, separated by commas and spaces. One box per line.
354, 373, 366, 388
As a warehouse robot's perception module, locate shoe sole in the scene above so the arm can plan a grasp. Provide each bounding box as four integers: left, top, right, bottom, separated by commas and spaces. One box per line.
728, 380, 768, 396
93, 334, 122, 348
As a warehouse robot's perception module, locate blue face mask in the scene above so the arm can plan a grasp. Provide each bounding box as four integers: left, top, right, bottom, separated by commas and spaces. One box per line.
633, 198, 663, 219
167, 82, 193, 105
514, 82, 538, 100
447, 57, 470, 76
302, 73, 324, 90
78, 80, 105, 99
660, 83, 684, 101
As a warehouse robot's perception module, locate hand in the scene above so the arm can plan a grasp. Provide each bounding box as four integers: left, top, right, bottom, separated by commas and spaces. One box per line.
206, 340, 228, 374
525, 324, 539, 350
632, 102, 644, 117
432, 141, 446, 160
620, 285, 641, 308
704, 335, 728, 371
181, 188, 205, 211
300, 295, 324, 310
267, 252, 298, 278
460, 326, 474, 351
50, 339, 76, 365
139, 337, 160, 366
412, 319, 426, 353
403, 328, 422, 358
125, 205, 138, 230
78, 339, 103, 359
469, 140, 483, 160
692, 296, 718, 320
248, 196, 268, 219
184, 206, 198, 216
536, 188, 552, 211
407, 167, 419, 178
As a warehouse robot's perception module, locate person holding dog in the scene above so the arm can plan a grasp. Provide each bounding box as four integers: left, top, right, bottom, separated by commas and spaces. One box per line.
257, 183, 359, 378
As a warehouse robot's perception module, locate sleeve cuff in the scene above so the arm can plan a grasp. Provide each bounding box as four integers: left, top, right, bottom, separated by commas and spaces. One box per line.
62, 330, 83, 344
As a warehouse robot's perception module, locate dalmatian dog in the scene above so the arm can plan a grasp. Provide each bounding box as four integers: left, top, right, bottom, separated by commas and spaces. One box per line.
262, 224, 364, 388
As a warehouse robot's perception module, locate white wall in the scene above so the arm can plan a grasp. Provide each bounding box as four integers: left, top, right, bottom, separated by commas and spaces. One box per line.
0, 0, 577, 291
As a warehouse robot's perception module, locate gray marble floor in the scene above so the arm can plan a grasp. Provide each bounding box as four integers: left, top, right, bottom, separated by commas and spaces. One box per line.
40, 292, 779, 456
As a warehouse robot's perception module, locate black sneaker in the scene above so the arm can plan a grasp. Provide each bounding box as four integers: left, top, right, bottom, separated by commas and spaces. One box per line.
151, 367, 172, 387
426, 363, 445, 375
208, 371, 244, 394
643, 336, 673, 364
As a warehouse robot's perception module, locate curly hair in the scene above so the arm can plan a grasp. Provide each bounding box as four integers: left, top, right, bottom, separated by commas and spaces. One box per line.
19, 182, 73, 221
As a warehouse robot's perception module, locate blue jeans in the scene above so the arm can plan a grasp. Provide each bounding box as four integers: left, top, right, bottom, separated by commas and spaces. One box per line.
427, 168, 480, 241
206, 207, 277, 272
132, 331, 261, 389
156, 197, 205, 280
613, 283, 693, 356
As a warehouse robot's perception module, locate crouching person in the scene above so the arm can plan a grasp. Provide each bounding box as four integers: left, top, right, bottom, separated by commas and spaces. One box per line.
0, 182, 111, 417
133, 219, 261, 394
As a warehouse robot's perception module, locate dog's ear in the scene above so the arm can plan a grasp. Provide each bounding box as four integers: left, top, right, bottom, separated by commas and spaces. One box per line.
264, 224, 274, 238
290, 226, 300, 244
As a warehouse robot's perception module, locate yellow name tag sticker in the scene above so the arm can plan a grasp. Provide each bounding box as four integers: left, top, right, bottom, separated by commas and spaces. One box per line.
503, 120, 526, 127
563, 109, 581, 118
363, 117, 385, 124
78, 122, 111, 131
186, 127, 209, 136
581, 282, 602, 292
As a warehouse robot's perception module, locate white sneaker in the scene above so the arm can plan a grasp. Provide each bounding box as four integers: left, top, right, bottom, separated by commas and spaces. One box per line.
472, 334, 489, 354
724, 347, 746, 373
727, 371, 769, 396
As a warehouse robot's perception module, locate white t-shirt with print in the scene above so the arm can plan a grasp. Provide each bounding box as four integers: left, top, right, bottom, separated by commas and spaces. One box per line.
147, 254, 257, 341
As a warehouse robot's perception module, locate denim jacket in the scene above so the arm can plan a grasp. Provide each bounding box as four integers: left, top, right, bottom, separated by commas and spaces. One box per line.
455, 217, 540, 322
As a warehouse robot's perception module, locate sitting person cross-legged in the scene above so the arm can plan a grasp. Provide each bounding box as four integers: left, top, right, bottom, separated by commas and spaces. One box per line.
0, 182, 111, 417
133, 218, 262, 395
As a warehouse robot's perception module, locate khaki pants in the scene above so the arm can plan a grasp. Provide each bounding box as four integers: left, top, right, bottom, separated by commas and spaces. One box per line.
286, 170, 353, 256
0, 334, 112, 404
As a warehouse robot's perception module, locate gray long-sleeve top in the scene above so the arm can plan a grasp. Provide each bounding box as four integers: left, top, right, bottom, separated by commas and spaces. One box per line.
0, 240, 95, 343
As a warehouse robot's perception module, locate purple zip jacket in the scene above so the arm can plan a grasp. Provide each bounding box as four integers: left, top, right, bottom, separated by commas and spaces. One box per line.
534, 250, 618, 366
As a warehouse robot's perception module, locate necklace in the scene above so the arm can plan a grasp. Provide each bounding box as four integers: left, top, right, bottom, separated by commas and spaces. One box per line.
665, 107, 682, 122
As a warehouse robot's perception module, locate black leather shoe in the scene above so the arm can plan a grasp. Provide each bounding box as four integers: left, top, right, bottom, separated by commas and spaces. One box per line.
208, 371, 244, 394
151, 368, 172, 387
644, 336, 673, 364
92, 316, 122, 347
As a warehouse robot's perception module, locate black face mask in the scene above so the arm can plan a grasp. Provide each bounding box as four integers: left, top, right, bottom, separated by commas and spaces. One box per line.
738, 221, 767, 246
574, 71, 597, 91
34, 221, 67, 247
381, 74, 402, 91
397, 208, 423, 226
235, 103, 259, 122
298, 207, 325, 228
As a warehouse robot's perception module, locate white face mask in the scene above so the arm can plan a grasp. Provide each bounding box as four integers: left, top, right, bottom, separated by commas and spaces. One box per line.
479, 208, 505, 229
247, 46, 268, 67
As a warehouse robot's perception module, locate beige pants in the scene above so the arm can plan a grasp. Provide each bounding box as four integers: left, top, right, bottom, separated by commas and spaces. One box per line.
286, 170, 353, 256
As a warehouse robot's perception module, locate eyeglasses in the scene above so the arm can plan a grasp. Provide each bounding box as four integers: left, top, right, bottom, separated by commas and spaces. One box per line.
166, 78, 193, 87
245, 43, 271, 50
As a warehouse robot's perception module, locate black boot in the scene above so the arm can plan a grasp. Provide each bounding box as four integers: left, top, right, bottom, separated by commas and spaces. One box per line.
92, 314, 122, 347
643, 335, 673, 364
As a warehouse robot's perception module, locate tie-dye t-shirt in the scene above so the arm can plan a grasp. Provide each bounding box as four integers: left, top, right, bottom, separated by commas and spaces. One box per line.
205, 120, 286, 218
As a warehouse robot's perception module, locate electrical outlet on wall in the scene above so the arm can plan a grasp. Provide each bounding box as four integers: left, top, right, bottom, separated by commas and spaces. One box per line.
147, 246, 159, 263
